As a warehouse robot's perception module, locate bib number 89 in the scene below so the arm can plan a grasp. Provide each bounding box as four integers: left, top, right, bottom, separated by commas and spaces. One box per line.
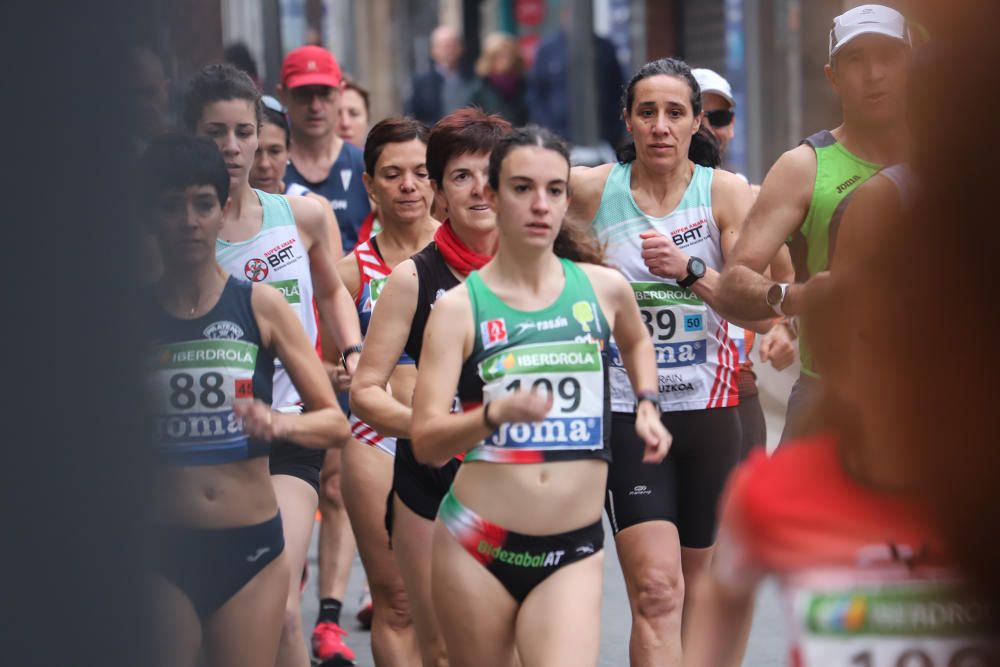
169, 372, 226, 410
641, 308, 676, 341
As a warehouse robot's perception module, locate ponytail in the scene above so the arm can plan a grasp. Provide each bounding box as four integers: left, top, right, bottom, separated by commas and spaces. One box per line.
553, 223, 605, 265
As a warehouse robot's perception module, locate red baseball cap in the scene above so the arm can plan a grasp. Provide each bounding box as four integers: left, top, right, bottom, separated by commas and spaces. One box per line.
280, 46, 343, 89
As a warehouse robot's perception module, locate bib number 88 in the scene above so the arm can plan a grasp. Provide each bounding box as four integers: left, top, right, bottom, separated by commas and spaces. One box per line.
169, 372, 226, 410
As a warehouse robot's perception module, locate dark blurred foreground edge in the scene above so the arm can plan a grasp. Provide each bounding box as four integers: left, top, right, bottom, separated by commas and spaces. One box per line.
0, 2, 154, 665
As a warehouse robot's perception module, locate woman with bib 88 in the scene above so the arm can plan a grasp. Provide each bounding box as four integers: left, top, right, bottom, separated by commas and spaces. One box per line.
411, 126, 670, 667
143, 134, 349, 667
566, 58, 772, 666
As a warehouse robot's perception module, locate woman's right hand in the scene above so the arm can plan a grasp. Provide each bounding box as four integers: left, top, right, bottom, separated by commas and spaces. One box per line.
492, 389, 553, 425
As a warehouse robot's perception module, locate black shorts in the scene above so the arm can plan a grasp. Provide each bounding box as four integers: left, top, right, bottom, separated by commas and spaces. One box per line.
157, 513, 284, 618
269, 439, 324, 495
736, 392, 767, 460
386, 438, 461, 536
605, 407, 741, 549
440, 488, 603, 603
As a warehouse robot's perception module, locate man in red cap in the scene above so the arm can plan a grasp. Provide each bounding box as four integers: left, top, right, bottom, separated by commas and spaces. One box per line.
279, 45, 370, 255
278, 44, 365, 667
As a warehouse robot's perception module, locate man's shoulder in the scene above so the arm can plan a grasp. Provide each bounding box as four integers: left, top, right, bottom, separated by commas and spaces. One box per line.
333, 141, 364, 170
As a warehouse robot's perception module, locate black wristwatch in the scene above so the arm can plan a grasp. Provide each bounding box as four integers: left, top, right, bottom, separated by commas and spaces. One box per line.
341, 343, 363, 367
678, 256, 706, 288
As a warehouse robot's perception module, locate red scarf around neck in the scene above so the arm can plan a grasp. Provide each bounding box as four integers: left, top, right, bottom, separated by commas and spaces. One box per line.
434, 219, 492, 276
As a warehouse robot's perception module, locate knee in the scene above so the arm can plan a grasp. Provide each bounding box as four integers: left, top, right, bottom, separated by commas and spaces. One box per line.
375, 584, 413, 632
320, 469, 345, 509
281, 599, 305, 640
632, 566, 685, 621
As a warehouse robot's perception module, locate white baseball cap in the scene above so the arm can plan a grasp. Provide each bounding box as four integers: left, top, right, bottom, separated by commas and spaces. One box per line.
691, 68, 734, 106
829, 4, 910, 59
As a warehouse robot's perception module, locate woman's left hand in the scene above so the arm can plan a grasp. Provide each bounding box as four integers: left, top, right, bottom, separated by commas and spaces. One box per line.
639, 230, 689, 281
234, 399, 287, 442
635, 400, 671, 463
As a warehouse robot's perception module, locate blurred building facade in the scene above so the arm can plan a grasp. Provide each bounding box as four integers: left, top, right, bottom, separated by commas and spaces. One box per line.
145, 0, 868, 180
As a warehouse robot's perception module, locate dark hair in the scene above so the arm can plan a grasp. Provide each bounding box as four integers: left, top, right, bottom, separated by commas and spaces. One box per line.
616, 58, 720, 168
427, 107, 512, 185
363, 116, 429, 176
141, 133, 230, 206
488, 125, 604, 265
261, 106, 290, 148
223, 42, 259, 81
342, 77, 371, 115
182, 63, 262, 132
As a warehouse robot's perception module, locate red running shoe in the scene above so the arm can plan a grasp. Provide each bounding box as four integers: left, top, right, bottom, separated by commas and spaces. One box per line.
311, 621, 356, 665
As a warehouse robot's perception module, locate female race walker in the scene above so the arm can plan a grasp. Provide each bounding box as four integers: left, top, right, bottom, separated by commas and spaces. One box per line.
411, 126, 671, 667
336, 116, 440, 664
182, 64, 362, 667
350, 107, 511, 666
144, 134, 350, 667
565, 57, 770, 666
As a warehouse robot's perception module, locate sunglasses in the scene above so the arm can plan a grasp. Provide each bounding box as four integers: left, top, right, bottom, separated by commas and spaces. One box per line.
261, 95, 285, 114
705, 108, 735, 128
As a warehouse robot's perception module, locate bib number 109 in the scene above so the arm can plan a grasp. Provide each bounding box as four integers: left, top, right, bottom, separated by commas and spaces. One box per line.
851, 647, 993, 666
505, 377, 581, 412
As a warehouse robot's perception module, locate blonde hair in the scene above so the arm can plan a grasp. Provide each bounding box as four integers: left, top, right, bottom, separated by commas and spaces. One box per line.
475, 33, 523, 78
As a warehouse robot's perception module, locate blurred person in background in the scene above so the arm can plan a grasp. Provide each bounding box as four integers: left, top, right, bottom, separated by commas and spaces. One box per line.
406, 25, 475, 127
130, 47, 172, 153
224, 42, 262, 91
337, 78, 371, 148
469, 33, 528, 126
717, 4, 912, 443
528, 4, 626, 148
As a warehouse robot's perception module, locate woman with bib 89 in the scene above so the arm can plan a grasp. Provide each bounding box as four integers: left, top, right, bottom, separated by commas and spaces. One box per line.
411, 126, 670, 667
566, 57, 773, 666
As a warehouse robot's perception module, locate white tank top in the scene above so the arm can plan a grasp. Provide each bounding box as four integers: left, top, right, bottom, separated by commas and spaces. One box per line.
216, 189, 319, 409
591, 162, 738, 412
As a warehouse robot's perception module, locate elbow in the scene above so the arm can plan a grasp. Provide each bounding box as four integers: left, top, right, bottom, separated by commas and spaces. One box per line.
332, 411, 352, 449
410, 428, 446, 468
347, 387, 368, 424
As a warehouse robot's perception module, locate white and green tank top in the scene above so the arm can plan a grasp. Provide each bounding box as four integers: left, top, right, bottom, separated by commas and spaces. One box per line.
216, 189, 319, 409
592, 161, 738, 412
461, 259, 612, 464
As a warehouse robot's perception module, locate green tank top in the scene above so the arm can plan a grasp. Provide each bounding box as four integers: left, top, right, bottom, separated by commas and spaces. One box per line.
793, 131, 881, 377
461, 259, 612, 464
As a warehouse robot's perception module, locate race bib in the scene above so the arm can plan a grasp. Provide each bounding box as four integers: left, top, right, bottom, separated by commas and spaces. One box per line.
478, 341, 603, 451
630, 282, 707, 368
795, 582, 996, 666
149, 339, 257, 453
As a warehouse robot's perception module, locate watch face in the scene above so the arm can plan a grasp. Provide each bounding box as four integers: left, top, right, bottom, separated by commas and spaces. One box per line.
691, 257, 706, 277
767, 282, 783, 306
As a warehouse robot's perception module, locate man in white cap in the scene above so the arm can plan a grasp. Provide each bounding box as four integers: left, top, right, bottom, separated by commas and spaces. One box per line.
692, 68, 737, 156
717, 4, 911, 441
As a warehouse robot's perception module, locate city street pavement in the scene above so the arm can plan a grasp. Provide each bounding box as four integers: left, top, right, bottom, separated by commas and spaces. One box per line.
303, 348, 800, 666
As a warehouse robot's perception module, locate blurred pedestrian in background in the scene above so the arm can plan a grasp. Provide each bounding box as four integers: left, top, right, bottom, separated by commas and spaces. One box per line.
469, 32, 527, 126
528, 6, 625, 149
406, 25, 474, 127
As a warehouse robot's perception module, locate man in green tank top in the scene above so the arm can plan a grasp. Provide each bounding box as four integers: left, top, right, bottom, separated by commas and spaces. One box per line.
716, 4, 912, 440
